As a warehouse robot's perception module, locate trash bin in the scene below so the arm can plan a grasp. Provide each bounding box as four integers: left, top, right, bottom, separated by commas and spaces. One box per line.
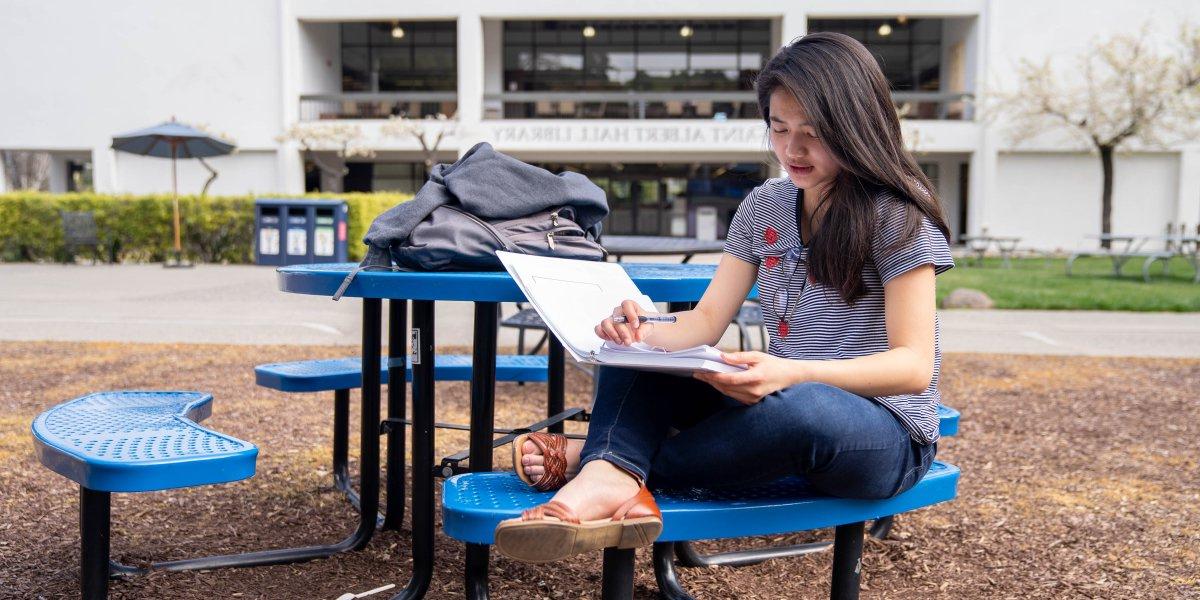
254, 199, 348, 265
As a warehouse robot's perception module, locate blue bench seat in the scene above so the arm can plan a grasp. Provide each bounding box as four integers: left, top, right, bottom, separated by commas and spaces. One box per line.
255, 354, 550, 392
32, 390, 257, 492
937, 403, 959, 437
442, 462, 959, 545
32, 391, 257, 599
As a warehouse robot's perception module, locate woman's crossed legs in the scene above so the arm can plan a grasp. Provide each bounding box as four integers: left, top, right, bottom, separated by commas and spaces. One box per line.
521, 366, 934, 504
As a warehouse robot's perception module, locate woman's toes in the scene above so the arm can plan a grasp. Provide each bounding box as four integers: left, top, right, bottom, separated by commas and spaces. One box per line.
522, 440, 538, 455
525, 465, 545, 480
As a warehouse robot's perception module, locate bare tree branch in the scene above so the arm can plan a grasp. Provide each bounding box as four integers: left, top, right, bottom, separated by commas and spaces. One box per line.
982, 22, 1200, 243
380, 113, 458, 169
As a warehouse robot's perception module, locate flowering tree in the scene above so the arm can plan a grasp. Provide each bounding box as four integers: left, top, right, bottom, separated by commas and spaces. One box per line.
1, 151, 51, 191
989, 24, 1200, 247
380, 113, 458, 169
277, 122, 374, 190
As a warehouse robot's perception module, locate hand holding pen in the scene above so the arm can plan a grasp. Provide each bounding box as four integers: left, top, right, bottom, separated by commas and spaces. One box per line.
611, 315, 678, 324
595, 299, 674, 346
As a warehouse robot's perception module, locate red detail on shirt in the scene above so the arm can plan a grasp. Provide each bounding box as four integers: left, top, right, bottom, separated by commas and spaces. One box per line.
764, 256, 780, 269
778, 321, 790, 338
763, 226, 778, 245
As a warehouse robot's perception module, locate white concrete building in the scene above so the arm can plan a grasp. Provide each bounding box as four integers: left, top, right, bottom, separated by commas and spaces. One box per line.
1, 0, 1197, 250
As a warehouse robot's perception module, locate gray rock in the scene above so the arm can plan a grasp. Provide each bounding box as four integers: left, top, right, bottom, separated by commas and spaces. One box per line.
941, 288, 994, 309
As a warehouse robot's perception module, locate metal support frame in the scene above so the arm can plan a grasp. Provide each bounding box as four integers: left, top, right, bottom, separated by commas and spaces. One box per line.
655, 525, 867, 600
92, 301, 383, 589
547, 337, 566, 434
673, 536, 833, 569
601, 547, 636, 600
434, 408, 588, 477
80, 487, 110, 600
831, 522, 865, 600
384, 299, 408, 531
464, 302, 499, 600
653, 543, 693, 600
330, 388, 385, 527
668, 515, 893, 571
389, 300, 436, 599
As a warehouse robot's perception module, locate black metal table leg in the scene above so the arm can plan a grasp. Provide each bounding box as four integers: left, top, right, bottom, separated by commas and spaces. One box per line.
81, 487, 110, 600
331, 387, 386, 527
384, 299, 408, 531
390, 300, 435, 599
830, 522, 865, 600
332, 388, 350, 495
547, 336, 565, 435
652, 542, 694, 600
464, 302, 499, 600
601, 547, 636, 600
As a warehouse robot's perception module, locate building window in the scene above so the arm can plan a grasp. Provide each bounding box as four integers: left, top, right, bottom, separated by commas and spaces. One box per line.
340, 21, 457, 93
343, 162, 428, 194
503, 20, 771, 93
807, 18, 941, 91
535, 162, 767, 238
66, 160, 93, 192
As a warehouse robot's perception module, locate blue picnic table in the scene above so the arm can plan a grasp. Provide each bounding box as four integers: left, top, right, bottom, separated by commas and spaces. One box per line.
276, 261, 720, 599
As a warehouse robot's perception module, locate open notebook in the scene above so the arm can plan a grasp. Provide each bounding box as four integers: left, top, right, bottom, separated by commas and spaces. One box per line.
497, 251, 744, 374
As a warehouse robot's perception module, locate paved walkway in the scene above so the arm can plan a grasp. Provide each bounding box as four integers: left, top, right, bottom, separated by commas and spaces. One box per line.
1, 263, 1197, 358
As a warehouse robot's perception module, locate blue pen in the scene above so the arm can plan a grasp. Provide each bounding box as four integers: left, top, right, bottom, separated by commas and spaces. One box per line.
612, 315, 678, 324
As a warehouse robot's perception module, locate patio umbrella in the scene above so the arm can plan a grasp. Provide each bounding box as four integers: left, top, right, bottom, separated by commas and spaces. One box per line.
111, 118, 236, 265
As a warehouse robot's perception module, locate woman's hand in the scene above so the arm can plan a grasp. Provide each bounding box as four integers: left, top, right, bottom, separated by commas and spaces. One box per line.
594, 299, 654, 346
694, 351, 803, 405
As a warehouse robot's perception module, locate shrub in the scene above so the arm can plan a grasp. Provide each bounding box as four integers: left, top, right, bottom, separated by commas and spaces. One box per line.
0, 192, 410, 263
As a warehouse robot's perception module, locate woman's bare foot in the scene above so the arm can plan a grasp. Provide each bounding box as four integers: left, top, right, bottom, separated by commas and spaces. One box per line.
547, 459, 641, 522
520, 437, 584, 487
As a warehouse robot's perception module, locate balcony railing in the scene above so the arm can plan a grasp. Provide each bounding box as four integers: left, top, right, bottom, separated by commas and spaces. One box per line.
299, 91, 973, 121
485, 91, 974, 121
485, 91, 759, 120
299, 92, 458, 121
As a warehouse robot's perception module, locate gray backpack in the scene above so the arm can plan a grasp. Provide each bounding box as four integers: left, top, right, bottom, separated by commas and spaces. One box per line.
391, 203, 606, 271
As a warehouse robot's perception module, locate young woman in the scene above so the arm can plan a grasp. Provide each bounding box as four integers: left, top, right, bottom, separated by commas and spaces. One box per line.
494, 32, 955, 563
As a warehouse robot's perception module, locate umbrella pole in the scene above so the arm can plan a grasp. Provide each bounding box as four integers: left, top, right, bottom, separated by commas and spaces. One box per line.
164, 142, 191, 268
172, 145, 181, 256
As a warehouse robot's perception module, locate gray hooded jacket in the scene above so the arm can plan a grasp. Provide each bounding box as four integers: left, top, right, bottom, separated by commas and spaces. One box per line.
333, 142, 609, 299
359, 141, 608, 269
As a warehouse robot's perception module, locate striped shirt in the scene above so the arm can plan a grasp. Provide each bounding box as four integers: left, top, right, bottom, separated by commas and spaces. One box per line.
724, 177, 954, 444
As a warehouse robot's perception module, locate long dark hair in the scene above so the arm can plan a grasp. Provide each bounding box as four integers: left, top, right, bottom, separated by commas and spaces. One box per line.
755, 32, 951, 303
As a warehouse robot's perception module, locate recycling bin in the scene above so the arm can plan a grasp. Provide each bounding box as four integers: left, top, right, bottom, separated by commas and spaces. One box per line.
254, 199, 348, 265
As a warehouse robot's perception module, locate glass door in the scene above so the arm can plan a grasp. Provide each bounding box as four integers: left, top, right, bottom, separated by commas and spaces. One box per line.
634, 180, 664, 235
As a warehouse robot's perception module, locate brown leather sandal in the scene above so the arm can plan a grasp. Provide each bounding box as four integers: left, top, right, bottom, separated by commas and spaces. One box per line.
512, 432, 571, 492
493, 482, 663, 563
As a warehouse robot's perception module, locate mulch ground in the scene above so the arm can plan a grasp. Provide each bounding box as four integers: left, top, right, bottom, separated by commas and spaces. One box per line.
1, 341, 1197, 599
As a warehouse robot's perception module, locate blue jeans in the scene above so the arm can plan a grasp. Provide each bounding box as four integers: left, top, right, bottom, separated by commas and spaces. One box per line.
578, 367, 935, 499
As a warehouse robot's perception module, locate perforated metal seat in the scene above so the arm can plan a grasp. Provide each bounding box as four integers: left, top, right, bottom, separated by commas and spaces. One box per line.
499, 306, 549, 354
254, 354, 550, 392
442, 462, 959, 545
444, 405, 962, 600
33, 391, 258, 599
32, 391, 257, 493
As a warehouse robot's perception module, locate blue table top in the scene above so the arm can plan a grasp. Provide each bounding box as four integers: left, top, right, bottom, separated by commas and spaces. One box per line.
277, 262, 731, 302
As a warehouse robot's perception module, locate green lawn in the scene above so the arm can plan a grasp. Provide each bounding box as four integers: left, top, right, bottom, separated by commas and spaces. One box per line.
936, 256, 1200, 312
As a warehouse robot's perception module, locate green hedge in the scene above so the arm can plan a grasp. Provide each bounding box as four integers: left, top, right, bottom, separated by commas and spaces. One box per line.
0, 192, 410, 263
